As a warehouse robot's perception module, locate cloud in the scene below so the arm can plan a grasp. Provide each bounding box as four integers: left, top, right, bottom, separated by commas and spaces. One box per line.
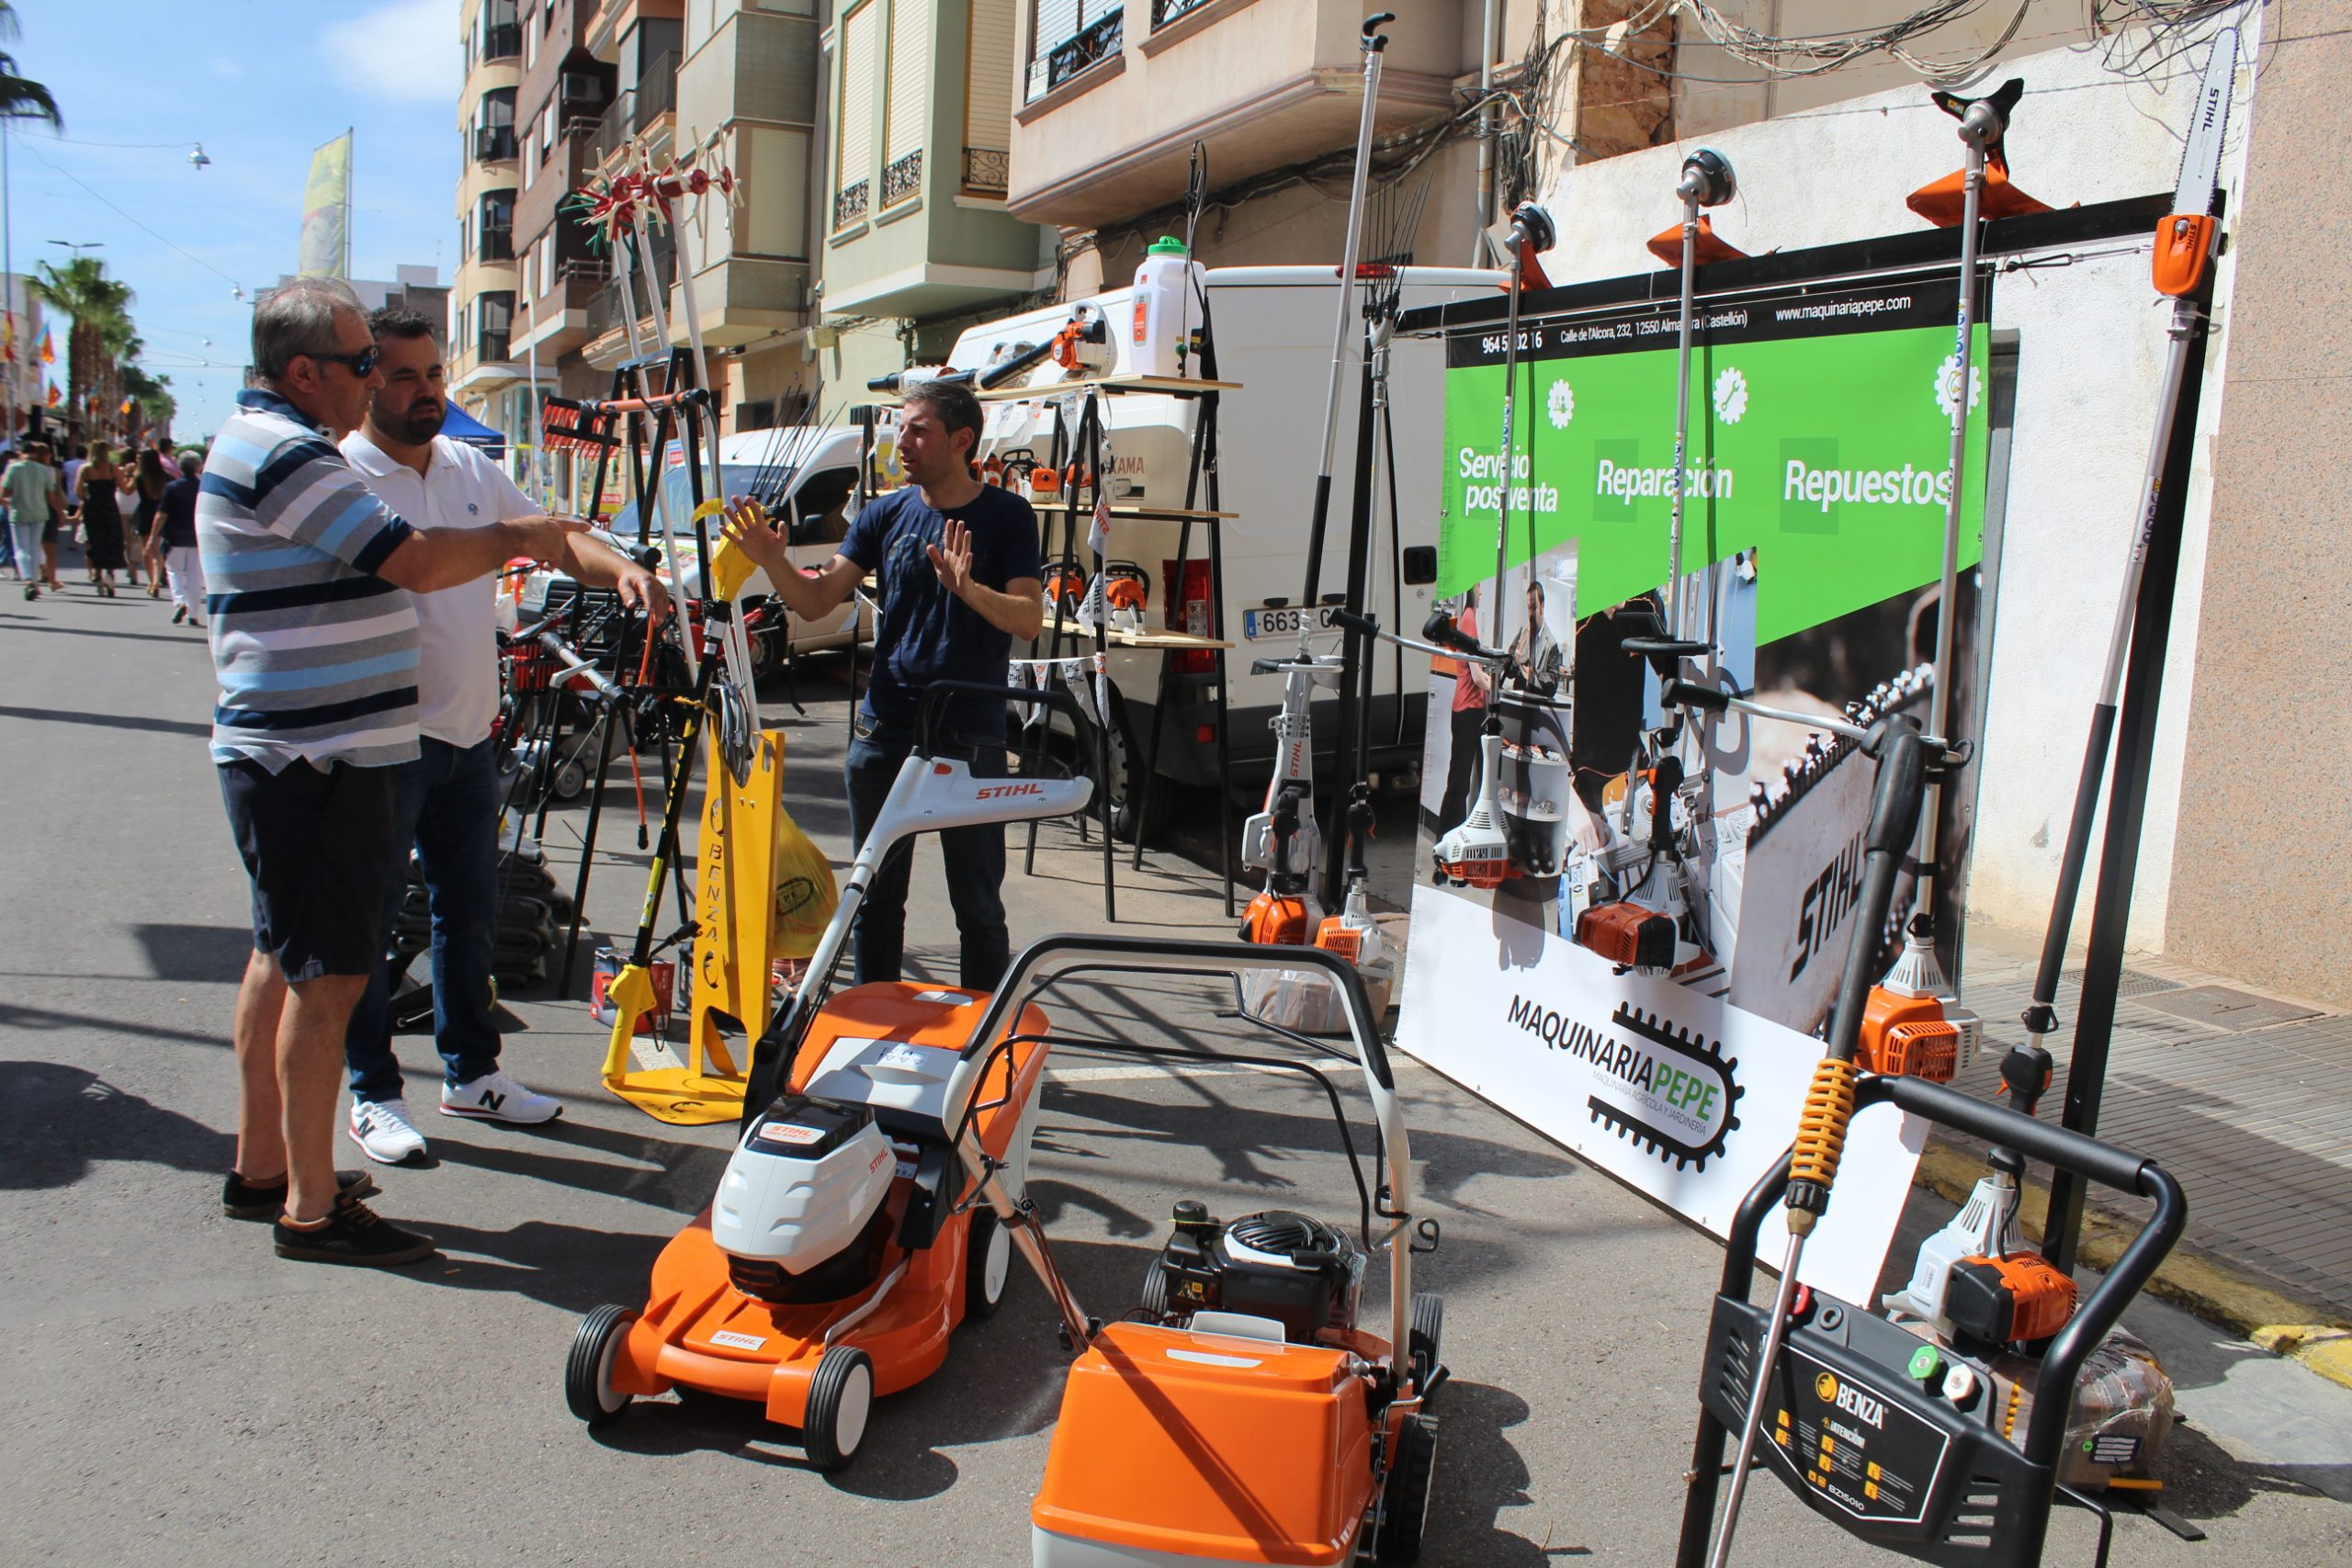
319, 0, 464, 104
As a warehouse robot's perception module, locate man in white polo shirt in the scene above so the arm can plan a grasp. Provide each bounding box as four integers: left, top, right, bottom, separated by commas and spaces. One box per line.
340, 307, 670, 1163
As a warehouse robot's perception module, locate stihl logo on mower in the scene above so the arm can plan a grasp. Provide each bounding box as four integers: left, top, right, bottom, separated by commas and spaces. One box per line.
975, 783, 1045, 801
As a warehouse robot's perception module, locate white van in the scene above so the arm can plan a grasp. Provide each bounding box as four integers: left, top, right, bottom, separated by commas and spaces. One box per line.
941, 265, 1501, 834
519, 423, 878, 675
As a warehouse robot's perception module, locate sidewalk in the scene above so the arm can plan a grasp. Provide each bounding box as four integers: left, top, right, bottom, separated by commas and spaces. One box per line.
1951, 919, 2352, 1377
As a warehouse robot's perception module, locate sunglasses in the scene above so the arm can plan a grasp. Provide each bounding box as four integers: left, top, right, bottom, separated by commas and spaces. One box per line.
306, 344, 381, 378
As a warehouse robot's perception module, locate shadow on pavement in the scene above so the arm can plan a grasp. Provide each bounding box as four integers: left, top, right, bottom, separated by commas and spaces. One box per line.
2156, 1421, 2352, 1513
0, 1000, 228, 1048
130, 921, 259, 983
0, 703, 213, 738
1433, 1379, 1589, 1562
0, 1061, 232, 1187
0, 623, 210, 647
428, 1114, 733, 1216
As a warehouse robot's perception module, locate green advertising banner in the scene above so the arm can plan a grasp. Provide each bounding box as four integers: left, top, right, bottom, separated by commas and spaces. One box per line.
1437, 277, 1991, 644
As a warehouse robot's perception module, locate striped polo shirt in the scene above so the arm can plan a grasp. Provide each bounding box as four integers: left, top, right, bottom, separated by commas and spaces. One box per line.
199, 388, 422, 770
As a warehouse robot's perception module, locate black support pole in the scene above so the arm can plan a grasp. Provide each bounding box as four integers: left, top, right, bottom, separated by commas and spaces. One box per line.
2043, 289, 2212, 1279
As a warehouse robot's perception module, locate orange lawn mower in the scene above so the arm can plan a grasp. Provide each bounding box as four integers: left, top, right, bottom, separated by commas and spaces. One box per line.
967, 935, 1445, 1566
562, 681, 1095, 1469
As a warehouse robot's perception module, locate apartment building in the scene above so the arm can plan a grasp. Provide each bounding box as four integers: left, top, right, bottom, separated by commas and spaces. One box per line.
1005, 1, 1492, 303
452, 0, 526, 430
816, 0, 1054, 398
504, 0, 616, 505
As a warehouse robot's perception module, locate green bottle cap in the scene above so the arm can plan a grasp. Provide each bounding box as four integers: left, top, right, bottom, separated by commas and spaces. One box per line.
1148, 236, 1188, 257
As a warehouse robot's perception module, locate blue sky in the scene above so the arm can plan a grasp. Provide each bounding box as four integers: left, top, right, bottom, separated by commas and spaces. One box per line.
6, 0, 462, 437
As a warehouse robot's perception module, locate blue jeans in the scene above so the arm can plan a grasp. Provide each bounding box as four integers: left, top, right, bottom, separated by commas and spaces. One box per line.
843, 715, 1011, 991
345, 736, 504, 1100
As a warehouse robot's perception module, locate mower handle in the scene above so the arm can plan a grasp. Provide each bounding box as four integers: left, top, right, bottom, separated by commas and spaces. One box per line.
915, 678, 1084, 756
536, 631, 624, 705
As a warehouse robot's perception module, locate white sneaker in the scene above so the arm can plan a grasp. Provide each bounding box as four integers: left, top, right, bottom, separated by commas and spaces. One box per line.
440, 1068, 563, 1125
349, 1097, 429, 1164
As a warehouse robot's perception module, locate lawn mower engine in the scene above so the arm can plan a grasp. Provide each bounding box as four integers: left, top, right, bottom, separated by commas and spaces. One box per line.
711, 1095, 898, 1304
1143, 1202, 1364, 1344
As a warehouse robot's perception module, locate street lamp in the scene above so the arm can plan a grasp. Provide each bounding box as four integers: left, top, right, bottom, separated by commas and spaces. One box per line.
48, 240, 103, 258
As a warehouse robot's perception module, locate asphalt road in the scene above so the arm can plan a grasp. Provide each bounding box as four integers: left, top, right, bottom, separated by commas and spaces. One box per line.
2, 576, 2346, 1566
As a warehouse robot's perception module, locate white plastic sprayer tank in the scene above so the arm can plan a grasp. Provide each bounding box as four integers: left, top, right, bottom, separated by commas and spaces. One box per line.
1130, 238, 1208, 379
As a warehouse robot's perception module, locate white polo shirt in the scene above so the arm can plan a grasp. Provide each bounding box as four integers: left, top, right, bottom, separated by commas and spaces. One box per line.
341, 429, 538, 746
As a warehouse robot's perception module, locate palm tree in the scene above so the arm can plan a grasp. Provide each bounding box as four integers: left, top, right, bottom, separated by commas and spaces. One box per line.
0, 2, 61, 129
28, 255, 132, 434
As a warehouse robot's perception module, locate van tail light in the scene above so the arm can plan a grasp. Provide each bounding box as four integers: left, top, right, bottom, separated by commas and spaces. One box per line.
1162, 557, 1216, 674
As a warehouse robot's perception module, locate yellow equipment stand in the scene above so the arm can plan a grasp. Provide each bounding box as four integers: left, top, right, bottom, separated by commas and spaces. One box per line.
601, 724, 786, 1124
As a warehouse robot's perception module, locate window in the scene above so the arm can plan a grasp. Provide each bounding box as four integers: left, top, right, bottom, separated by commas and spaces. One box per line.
525, 17, 537, 70
539, 102, 556, 162
536, 232, 556, 298
880, 0, 928, 209
835, 1, 877, 228
481, 0, 520, 61
965, 0, 1014, 194
479, 190, 515, 263
475, 86, 517, 162
478, 292, 514, 362
1026, 0, 1121, 102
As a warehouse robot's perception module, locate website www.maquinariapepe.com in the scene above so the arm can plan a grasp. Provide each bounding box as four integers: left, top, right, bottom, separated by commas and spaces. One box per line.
1772, 294, 1914, 323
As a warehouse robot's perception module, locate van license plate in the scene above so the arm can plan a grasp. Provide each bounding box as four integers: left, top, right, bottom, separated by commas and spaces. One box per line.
1244, 605, 1341, 641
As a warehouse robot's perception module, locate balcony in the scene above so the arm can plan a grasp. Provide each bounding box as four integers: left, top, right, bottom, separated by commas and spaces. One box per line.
962, 146, 1009, 197
483, 23, 521, 62
833, 179, 869, 231
586, 52, 678, 171
474, 126, 517, 164
1028, 9, 1123, 103
880, 150, 922, 211
1008, 0, 1467, 229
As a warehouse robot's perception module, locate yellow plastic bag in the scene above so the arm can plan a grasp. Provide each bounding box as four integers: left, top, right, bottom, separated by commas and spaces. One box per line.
772, 802, 839, 961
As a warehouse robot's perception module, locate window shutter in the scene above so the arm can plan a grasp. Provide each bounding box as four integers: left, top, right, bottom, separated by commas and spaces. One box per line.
883, 0, 928, 167
967, 0, 1015, 154
838, 1, 877, 193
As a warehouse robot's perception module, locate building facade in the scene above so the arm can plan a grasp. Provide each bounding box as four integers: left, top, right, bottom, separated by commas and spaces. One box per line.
452, 0, 526, 428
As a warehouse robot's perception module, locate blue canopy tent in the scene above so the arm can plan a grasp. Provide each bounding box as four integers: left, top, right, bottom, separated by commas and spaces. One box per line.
439, 401, 506, 457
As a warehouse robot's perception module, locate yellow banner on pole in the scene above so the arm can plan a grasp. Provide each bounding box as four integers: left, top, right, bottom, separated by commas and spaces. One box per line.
296, 132, 352, 278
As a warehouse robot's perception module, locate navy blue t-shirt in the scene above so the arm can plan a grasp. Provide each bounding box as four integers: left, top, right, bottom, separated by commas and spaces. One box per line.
842, 482, 1043, 739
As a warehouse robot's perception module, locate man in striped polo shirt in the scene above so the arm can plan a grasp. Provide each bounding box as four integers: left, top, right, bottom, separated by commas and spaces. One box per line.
207, 278, 586, 1267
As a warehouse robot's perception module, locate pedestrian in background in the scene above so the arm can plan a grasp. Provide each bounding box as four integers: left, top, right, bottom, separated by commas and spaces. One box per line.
75, 440, 129, 597
156, 451, 203, 627
4, 440, 52, 601
130, 445, 169, 596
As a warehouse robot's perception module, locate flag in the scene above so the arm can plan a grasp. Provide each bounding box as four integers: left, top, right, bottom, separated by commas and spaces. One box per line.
119, 398, 134, 416
40, 327, 54, 366
296, 130, 353, 278
3, 314, 16, 365
44, 382, 60, 408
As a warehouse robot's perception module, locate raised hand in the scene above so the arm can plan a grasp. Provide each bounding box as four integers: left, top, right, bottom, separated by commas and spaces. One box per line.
926, 516, 973, 598
718, 495, 789, 576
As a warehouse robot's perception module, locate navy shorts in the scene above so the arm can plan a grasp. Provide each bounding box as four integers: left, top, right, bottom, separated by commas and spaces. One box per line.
218, 757, 401, 982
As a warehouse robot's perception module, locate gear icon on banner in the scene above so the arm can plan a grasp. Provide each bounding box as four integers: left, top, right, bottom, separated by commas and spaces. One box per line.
1934, 352, 1982, 420
1712, 366, 1748, 424
1546, 378, 1575, 430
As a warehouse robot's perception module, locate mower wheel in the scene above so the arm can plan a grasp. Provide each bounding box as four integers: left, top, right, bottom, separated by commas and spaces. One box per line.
802, 1345, 875, 1472
1139, 1258, 1171, 1324
565, 1304, 638, 1427
1376, 1412, 1439, 1562
1409, 1291, 1444, 1403
965, 1207, 1012, 1320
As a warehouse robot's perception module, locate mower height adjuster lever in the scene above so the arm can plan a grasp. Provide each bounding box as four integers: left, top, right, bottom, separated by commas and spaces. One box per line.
1409, 1217, 1442, 1254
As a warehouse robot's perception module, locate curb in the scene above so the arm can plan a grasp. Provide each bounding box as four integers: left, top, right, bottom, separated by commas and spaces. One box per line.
1913, 1142, 2352, 1393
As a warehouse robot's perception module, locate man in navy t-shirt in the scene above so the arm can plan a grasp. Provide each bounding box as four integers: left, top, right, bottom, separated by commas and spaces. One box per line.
724, 378, 1044, 987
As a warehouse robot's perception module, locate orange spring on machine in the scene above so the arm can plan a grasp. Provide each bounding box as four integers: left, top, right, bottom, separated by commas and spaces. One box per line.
1785, 1057, 1860, 1229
